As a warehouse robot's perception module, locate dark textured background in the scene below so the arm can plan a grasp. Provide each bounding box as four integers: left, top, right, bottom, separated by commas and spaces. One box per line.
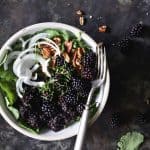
0, 0, 150, 149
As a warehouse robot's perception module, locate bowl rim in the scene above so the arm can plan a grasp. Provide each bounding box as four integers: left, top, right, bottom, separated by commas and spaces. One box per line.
0, 22, 110, 141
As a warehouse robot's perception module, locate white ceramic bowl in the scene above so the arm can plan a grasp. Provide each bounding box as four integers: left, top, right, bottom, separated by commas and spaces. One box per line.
0, 22, 110, 141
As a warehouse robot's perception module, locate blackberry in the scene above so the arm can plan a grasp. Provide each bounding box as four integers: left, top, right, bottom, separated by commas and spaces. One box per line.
81, 51, 96, 67
81, 67, 94, 80
41, 101, 56, 118
135, 111, 150, 125
76, 103, 85, 115
60, 101, 68, 112
114, 37, 130, 50
65, 62, 75, 72
22, 86, 41, 107
58, 97, 78, 122
109, 112, 122, 128
61, 112, 72, 124
71, 76, 83, 91
39, 114, 48, 125
19, 105, 31, 119
48, 114, 65, 131
27, 112, 41, 128
55, 56, 65, 67
70, 76, 91, 97
64, 109, 77, 120
129, 23, 143, 38
79, 88, 90, 98
63, 92, 78, 106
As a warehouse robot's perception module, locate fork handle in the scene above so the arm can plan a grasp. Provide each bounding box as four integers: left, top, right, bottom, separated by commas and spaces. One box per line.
74, 105, 89, 150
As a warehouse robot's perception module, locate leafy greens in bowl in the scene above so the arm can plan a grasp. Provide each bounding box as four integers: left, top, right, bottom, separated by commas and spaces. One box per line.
0, 23, 110, 141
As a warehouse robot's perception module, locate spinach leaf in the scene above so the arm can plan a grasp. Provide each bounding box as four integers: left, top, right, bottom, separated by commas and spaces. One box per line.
5, 97, 19, 119
60, 30, 70, 41
0, 81, 16, 105
0, 66, 17, 105
0, 67, 17, 82
43, 29, 60, 38
18, 121, 39, 134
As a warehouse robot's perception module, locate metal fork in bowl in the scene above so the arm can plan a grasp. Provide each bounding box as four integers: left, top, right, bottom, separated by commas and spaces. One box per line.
74, 43, 107, 150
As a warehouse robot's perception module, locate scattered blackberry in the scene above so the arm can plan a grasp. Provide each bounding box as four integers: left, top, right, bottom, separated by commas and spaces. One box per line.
27, 112, 41, 128
76, 103, 85, 115
55, 56, 65, 67
129, 23, 143, 38
109, 112, 122, 128
48, 114, 65, 131
135, 111, 150, 125
41, 101, 56, 118
114, 37, 130, 50
81, 51, 96, 67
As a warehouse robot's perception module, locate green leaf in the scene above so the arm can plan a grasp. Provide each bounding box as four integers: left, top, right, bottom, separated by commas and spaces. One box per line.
18, 121, 39, 134
0, 66, 17, 105
11, 40, 22, 51
79, 39, 90, 49
76, 31, 82, 41
5, 97, 19, 119
60, 42, 65, 52
44, 29, 60, 38
72, 39, 90, 49
0, 81, 16, 105
72, 39, 79, 49
60, 30, 70, 41
117, 131, 144, 150
0, 53, 8, 66
0, 66, 17, 82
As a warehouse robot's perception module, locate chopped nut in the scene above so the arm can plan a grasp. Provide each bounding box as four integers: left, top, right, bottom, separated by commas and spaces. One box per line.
64, 41, 73, 53
72, 51, 77, 67
63, 52, 70, 63
79, 16, 85, 26
76, 64, 82, 70
75, 58, 81, 66
50, 58, 56, 68
53, 37, 61, 45
41, 47, 51, 59
76, 48, 84, 58
75, 57, 82, 70
76, 10, 83, 16
98, 25, 107, 33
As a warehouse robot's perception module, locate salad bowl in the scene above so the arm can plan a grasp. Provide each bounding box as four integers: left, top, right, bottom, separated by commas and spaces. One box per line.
0, 22, 110, 141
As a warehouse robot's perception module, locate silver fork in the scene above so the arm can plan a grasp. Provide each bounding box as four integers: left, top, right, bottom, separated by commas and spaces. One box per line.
74, 43, 107, 150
